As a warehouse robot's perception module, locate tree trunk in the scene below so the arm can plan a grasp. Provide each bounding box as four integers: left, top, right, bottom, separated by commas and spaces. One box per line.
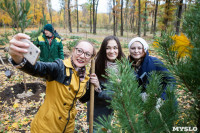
143, 0, 147, 36
93, 0, 96, 34
76, 0, 79, 32
94, 0, 99, 34
68, 0, 72, 33
120, 0, 123, 36
163, 0, 170, 32
137, 0, 141, 37
113, 0, 116, 36
175, 0, 183, 35
48, 0, 52, 24
133, 0, 136, 33
90, 1, 92, 33
153, 0, 158, 37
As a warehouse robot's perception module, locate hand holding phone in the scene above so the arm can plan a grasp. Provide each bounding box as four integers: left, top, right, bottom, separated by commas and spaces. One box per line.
20, 39, 40, 65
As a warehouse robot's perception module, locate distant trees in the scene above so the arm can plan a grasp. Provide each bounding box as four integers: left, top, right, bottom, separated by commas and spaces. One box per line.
0, 0, 194, 36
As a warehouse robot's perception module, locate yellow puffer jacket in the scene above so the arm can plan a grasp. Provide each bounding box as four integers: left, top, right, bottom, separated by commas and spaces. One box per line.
19, 58, 89, 133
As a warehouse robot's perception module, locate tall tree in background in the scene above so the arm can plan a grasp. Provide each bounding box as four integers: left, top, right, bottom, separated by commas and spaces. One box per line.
130, 0, 136, 32
48, 0, 52, 24
93, 0, 95, 34
92, 0, 99, 34
175, 0, 183, 35
68, 0, 72, 32
153, 0, 158, 37
143, 0, 148, 36
89, 0, 92, 33
60, 0, 66, 29
76, 0, 79, 32
150, 0, 155, 34
163, 0, 170, 32
120, 0, 123, 36
137, 0, 141, 37
115, 0, 120, 34
113, 0, 116, 36
125, 0, 130, 37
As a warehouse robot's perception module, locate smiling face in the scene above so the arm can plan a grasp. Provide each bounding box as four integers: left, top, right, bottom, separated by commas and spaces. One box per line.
106, 40, 119, 62
44, 30, 53, 37
72, 41, 94, 67
129, 41, 145, 60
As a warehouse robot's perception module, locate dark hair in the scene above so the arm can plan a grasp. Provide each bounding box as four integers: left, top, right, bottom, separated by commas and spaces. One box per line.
95, 36, 125, 81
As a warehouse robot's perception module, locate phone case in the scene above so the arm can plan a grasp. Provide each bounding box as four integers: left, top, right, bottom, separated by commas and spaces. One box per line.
21, 39, 40, 65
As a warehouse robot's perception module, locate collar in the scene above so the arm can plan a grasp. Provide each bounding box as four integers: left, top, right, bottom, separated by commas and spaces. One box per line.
63, 57, 90, 76
63, 57, 74, 69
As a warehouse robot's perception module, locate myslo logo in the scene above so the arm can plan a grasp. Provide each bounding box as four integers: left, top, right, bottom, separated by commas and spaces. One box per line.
172, 127, 198, 132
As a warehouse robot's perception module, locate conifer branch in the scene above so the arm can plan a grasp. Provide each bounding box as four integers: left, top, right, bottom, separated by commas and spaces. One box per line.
156, 108, 171, 133
121, 99, 135, 132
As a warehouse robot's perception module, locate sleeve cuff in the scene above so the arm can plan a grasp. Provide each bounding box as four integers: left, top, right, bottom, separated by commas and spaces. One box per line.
9, 58, 27, 68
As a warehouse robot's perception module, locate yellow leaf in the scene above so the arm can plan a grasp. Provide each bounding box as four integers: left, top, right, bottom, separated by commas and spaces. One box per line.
13, 103, 19, 108
153, 40, 159, 48
4, 121, 9, 124
12, 122, 18, 128
171, 33, 193, 59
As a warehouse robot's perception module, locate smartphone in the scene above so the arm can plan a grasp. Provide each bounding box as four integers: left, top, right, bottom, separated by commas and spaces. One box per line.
20, 39, 40, 65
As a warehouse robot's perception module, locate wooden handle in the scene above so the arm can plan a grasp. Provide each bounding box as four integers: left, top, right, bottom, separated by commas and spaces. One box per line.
89, 59, 95, 133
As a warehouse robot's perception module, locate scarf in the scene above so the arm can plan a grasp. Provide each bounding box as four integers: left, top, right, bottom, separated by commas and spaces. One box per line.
106, 60, 118, 74
128, 55, 145, 73
47, 36, 54, 46
71, 58, 86, 81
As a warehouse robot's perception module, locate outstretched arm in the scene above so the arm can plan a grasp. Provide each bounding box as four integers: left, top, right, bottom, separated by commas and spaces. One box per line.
9, 33, 30, 64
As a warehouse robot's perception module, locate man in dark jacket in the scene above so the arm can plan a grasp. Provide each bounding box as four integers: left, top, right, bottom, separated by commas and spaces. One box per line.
34, 24, 64, 62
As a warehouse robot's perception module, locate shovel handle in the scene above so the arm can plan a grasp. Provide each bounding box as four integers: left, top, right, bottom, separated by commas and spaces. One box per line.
89, 59, 95, 133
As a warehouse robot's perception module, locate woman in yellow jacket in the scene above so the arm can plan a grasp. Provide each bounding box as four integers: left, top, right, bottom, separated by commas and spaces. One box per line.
8, 33, 96, 133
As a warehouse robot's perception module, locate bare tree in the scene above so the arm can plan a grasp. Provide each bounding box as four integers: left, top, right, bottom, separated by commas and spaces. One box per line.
138, 0, 141, 37
143, 0, 148, 36
92, 0, 99, 34
150, 0, 155, 34
68, 0, 72, 33
163, 0, 171, 32
153, 0, 158, 37
76, 0, 79, 32
176, 0, 183, 35
90, 0, 92, 33
93, 0, 95, 34
120, 0, 123, 36
60, 0, 66, 29
113, 0, 116, 36
130, 0, 136, 33
48, 0, 52, 24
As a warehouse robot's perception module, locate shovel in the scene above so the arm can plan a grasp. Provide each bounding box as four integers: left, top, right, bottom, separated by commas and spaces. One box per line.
0, 56, 12, 78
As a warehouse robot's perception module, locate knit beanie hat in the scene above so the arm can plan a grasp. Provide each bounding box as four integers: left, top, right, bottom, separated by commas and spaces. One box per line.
44, 24, 54, 33
128, 37, 149, 52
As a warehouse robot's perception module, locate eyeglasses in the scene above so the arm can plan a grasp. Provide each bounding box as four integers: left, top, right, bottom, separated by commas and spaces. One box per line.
75, 48, 92, 59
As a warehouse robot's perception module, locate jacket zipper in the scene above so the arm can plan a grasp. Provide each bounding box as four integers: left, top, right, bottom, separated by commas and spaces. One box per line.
62, 78, 80, 133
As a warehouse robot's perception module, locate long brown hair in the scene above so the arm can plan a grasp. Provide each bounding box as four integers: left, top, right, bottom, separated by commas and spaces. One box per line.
95, 36, 125, 81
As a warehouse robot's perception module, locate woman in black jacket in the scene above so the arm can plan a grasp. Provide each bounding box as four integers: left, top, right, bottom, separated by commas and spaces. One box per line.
80, 36, 125, 132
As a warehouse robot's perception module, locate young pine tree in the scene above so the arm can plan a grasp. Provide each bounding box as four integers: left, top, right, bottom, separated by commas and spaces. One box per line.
94, 58, 177, 133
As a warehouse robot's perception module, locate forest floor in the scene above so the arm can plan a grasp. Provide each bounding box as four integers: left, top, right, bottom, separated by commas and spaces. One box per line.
0, 28, 174, 133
